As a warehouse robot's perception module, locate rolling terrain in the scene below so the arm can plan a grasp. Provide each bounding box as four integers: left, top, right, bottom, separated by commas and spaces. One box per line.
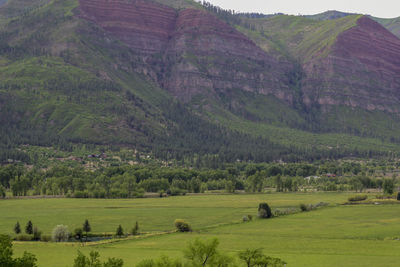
1, 0, 400, 162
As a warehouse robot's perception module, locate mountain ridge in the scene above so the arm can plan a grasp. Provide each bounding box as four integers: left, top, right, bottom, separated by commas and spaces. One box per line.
1, 0, 400, 163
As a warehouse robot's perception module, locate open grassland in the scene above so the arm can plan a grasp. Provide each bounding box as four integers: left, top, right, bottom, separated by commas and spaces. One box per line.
0, 193, 351, 235
1, 193, 400, 266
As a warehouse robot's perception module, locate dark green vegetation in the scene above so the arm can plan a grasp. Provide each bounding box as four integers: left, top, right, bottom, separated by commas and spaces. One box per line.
0, 0, 400, 164
0, 234, 37, 266
1, 159, 399, 198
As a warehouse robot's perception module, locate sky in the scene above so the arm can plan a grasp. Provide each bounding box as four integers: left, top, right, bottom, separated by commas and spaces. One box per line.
205, 0, 400, 18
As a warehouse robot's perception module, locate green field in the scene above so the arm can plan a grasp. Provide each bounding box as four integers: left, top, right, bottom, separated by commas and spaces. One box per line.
1, 193, 400, 266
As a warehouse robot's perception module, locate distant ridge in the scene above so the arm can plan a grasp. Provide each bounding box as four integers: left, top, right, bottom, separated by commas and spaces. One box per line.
305, 10, 356, 20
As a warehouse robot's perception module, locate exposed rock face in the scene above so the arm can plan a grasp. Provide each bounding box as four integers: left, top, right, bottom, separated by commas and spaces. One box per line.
302, 16, 400, 113
79, 0, 177, 54
79, 0, 294, 103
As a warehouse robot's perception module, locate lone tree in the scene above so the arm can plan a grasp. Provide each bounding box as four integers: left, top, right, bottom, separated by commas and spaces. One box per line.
52, 225, 70, 242
25, 221, 33, 235
116, 225, 124, 237
131, 221, 139, 235
83, 219, 91, 241
14, 222, 21, 235
258, 203, 272, 218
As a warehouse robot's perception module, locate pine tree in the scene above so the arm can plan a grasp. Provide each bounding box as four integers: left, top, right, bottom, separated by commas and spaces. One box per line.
14, 221, 21, 234
116, 225, 124, 237
83, 219, 91, 242
25, 220, 33, 235
131, 221, 139, 235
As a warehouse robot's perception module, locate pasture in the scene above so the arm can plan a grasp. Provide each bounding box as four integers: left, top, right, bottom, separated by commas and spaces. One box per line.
1, 193, 400, 266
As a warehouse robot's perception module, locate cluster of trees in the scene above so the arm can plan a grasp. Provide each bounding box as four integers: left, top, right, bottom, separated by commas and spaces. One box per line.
1, 160, 399, 198
136, 238, 286, 267
0, 235, 37, 267
13, 220, 43, 241
12, 219, 140, 243
1, 234, 287, 266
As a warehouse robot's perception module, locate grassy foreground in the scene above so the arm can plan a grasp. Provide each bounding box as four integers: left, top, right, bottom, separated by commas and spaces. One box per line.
1, 193, 399, 266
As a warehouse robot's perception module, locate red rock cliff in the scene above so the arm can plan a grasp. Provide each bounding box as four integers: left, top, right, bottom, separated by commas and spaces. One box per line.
302, 16, 400, 113
79, 0, 294, 102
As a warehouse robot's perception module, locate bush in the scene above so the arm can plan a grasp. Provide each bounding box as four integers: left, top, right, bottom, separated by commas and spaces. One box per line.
32, 227, 41, 241
40, 235, 51, 242
74, 191, 89, 198
299, 203, 308, 212
174, 219, 191, 232
258, 203, 272, 218
74, 228, 83, 241
348, 195, 368, 202
273, 208, 298, 217
52, 225, 70, 242
15, 235, 32, 241
397, 192, 400, 201
0, 185, 6, 198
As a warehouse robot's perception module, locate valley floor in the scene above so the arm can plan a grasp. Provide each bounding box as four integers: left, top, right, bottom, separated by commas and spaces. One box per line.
1, 193, 400, 266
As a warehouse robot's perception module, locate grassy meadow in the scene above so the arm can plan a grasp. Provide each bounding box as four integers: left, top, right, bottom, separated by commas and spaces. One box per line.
1, 193, 400, 266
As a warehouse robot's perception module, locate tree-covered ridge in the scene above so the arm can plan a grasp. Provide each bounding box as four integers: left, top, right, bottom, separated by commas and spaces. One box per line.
0, 0, 400, 163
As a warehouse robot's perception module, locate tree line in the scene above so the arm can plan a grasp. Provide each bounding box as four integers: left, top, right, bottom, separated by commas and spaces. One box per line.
1, 160, 398, 198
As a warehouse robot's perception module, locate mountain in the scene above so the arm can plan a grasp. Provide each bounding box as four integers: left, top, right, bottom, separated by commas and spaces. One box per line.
371, 16, 400, 39
1, 0, 400, 163
306, 10, 356, 21
305, 10, 400, 39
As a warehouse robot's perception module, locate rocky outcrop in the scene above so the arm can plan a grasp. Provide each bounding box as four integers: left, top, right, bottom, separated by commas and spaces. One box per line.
79, 0, 177, 54
302, 16, 400, 113
79, 0, 294, 103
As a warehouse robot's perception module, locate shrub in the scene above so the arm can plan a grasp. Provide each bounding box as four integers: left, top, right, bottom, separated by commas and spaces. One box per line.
348, 195, 368, 202
32, 227, 41, 241
0, 185, 5, 198
174, 219, 192, 232
40, 235, 51, 242
258, 203, 272, 218
52, 225, 70, 242
74, 228, 83, 241
74, 191, 89, 198
273, 208, 298, 217
15, 235, 32, 241
137, 256, 183, 267
300, 203, 308, 212
397, 192, 400, 201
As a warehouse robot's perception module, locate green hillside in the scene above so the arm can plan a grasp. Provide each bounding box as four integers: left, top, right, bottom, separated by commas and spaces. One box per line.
1, 0, 400, 163
239, 14, 361, 61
